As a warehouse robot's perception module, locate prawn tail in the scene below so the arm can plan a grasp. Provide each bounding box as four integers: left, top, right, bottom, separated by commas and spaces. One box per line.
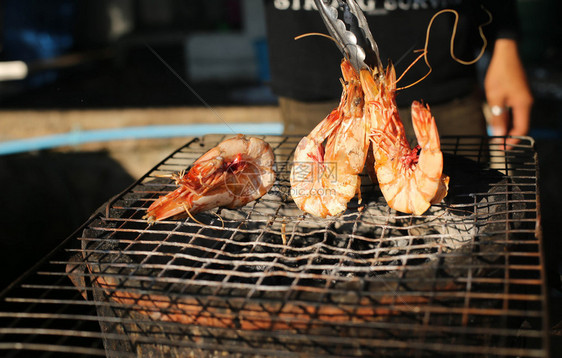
411, 101, 439, 151
411, 100, 449, 206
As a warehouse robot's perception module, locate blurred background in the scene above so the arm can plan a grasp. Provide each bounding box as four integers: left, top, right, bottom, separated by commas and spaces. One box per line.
0, 0, 561, 353
0, 0, 280, 288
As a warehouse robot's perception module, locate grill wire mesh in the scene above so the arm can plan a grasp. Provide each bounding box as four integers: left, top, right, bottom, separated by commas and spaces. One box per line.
0, 135, 548, 357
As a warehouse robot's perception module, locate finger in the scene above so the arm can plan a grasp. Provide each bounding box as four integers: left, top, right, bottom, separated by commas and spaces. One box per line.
508, 102, 531, 136
506, 102, 531, 149
488, 104, 509, 136
487, 104, 509, 151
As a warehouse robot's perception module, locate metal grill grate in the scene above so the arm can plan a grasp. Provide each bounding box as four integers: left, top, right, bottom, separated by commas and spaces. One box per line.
0, 135, 548, 357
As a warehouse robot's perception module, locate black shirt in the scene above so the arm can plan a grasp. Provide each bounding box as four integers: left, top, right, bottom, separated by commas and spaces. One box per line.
264, 0, 519, 106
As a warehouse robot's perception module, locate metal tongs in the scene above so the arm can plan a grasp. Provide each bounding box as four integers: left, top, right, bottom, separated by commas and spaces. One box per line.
314, 0, 383, 75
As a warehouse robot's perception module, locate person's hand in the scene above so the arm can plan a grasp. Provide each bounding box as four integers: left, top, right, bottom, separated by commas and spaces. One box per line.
484, 38, 533, 148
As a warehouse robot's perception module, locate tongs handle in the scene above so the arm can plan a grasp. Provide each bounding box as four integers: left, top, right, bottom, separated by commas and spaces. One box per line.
314, 0, 382, 74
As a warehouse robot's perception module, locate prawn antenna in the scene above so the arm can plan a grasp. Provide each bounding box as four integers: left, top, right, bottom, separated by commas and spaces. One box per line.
295, 32, 337, 43
295, 32, 365, 70
182, 203, 208, 227
396, 7, 492, 91
213, 211, 226, 229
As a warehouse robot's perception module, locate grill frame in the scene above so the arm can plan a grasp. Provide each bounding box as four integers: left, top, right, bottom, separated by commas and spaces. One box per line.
0, 135, 549, 357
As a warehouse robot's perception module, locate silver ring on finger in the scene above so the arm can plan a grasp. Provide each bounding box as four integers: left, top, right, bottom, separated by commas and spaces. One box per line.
490, 105, 508, 116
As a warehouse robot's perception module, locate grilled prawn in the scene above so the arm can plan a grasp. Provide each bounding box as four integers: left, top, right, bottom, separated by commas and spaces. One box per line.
290, 59, 368, 217
311, 0, 449, 215
144, 135, 275, 223
361, 65, 449, 215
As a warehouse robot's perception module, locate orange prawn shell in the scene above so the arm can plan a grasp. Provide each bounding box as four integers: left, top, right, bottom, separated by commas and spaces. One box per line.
290, 60, 369, 218
144, 135, 275, 223
361, 63, 448, 215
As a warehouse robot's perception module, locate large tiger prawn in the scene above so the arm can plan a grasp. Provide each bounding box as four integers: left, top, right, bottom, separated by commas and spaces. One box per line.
291, 0, 455, 216
144, 135, 275, 223
291, 59, 369, 217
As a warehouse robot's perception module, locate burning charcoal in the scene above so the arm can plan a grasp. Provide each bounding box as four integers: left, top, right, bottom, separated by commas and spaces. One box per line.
406, 206, 476, 252
477, 179, 526, 233
38, 135, 545, 357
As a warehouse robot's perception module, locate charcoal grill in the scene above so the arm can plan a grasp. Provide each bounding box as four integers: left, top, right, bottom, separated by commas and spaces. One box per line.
0, 135, 549, 357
